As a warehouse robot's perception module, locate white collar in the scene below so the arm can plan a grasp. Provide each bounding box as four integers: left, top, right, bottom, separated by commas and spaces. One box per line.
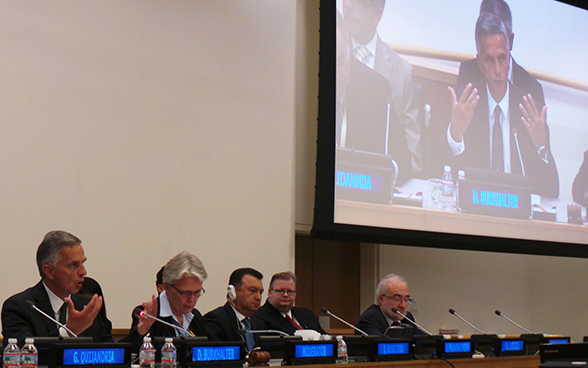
42, 281, 68, 315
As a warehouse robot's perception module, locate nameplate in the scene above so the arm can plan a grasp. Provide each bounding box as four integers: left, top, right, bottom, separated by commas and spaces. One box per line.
436, 339, 473, 359
369, 339, 412, 362
494, 338, 526, 356
48, 343, 130, 368
283, 340, 337, 365
336, 148, 394, 204
183, 341, 245, 368
460, 179, 531, 219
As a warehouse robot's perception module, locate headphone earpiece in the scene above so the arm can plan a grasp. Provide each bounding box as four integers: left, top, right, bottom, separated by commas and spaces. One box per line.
227, 285, 237, 301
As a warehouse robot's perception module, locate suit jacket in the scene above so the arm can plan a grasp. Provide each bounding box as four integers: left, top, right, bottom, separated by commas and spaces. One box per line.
572, 150, 588, 207
356, 304, 424, 336
373, 35, 422, 174
1, 281, 111, 345
447, 80, 559, 198
457, 57, 545, 109
343, 58, 412, 182
251, 300, 326, 335
203, 302, 246, 343
121, 296, 215, 353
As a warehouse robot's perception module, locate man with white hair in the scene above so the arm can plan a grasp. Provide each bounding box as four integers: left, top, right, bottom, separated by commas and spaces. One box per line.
355, 273, 424, 336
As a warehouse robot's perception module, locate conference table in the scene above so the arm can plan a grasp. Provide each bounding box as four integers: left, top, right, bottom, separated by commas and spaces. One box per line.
268, 355, 540, 368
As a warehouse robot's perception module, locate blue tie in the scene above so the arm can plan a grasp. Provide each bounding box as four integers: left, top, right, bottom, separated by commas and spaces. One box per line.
241, 318, 255, 351
171, 318, 189, 336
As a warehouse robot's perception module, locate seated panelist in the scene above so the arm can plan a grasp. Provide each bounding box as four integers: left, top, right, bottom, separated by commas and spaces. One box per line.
252, 272, 325, 335
122, 251, 216, 353
1, 231, 111, 344
356, 273, 424, 336
204, 268, 264, 352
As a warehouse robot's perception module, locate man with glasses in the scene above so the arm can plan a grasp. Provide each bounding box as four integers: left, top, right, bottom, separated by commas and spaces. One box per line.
204, 268, 264, 351
123, 251, 216, 353
252, 272, 325, 335
356, 273, 424, 336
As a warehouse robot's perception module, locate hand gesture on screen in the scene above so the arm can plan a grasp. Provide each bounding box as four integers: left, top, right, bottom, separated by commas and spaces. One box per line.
448, 84, 479, 142
519, 93, 547, 149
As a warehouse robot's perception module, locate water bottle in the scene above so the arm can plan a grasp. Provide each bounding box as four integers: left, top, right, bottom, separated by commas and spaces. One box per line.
160, 338, 177, 368
3, 338, 20, 368
455, 170, 465, 211
336, 335, 348, 364
139, 336, 155, 368
442, 165, 454, 210
20, 338, 37, 368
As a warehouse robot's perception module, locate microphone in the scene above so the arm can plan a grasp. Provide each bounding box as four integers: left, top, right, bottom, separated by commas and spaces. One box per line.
238, 329, 290, 337
448, 308, 486, 334
513, 129, 525, 176
25, 300, 78, 337
391, 308, 432, 336
320, 307, 369, 337
494, 310, 533, 334
135, 308, 195, 337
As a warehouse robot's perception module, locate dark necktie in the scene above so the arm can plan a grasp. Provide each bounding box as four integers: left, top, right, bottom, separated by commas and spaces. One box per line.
391, 321, 401, 327
241, 318, 255, 351
492, 105, 503, 171
286, 314, 303, 330
58, 303, 67, 325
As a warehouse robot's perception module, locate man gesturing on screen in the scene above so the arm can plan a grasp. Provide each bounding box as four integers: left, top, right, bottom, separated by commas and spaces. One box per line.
446, 12, 559, 198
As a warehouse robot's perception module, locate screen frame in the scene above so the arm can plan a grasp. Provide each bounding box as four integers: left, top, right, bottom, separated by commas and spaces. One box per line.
312, 0, 588, 258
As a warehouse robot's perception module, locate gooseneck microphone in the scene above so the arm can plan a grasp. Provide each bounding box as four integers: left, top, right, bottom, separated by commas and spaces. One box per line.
25, 300, 78, 337
391, 308, 432, 336
238, 329, 290, 337
494, 310, 533, 334
320, 307, 368, 337
134, 308, 195, 337
513, 129, 526, 176
448, 308, 486, 334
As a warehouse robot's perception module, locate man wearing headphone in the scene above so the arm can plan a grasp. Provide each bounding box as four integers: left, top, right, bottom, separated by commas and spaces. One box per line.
203, 268, 264, 351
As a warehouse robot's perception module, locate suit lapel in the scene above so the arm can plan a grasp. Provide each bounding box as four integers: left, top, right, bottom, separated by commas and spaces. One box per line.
32, 282, 61, 333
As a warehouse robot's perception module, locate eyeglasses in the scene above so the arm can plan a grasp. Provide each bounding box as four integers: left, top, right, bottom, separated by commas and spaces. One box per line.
381, 294, 414, 305
171, 284, 205, 298
272, 289, 297, 296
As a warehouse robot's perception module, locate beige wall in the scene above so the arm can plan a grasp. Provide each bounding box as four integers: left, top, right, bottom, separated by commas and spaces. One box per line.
0, 1, 296, 329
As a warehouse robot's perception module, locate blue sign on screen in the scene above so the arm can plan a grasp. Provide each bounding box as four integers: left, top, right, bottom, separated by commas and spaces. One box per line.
377, 342, 409, 355
294, 344, 334, 358
547, 339, 569, 344
444, 341, 471, 353
502, 340, 524, 351
63, 348, 125, 365
192, 346, 240, 362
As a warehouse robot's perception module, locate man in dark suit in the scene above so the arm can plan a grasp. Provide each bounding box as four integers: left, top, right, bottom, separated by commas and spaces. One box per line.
2, 231, 111, 344
204, 268, 264, 352
337, 10, 411, 182
572, 150, 588, 207
457, 0, 545, 110
342, 0, 422, 175
447, 12, 558, 198
252, 272, 325, 335
122, 251, 215, 353
356, 274, 424, 336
